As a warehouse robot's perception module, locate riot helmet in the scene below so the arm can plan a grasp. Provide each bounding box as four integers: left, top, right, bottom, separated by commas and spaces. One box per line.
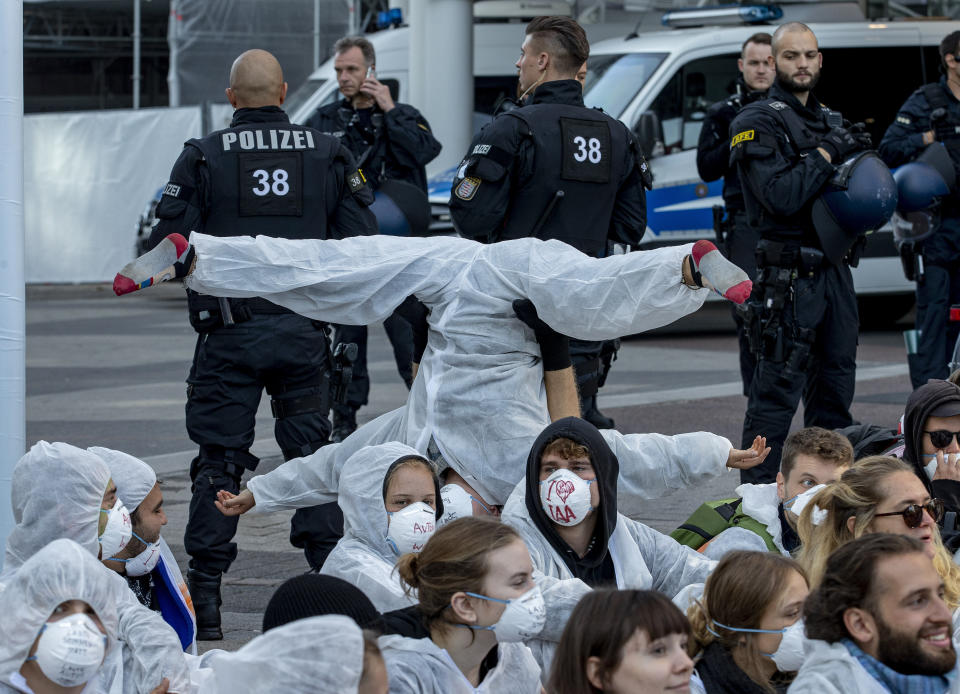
894, 143, 955, 214
811, 151, 898, 265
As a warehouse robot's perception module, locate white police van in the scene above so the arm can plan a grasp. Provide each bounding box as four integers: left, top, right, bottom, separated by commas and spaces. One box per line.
423, 14, 960, 322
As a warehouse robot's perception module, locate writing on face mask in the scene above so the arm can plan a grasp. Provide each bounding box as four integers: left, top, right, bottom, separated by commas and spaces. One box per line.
540, 468, 593, 527
385, 502, 436, 555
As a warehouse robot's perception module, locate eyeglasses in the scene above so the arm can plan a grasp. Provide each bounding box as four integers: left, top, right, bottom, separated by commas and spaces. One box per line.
874, 499, 945, 528
925, 430, 960, 449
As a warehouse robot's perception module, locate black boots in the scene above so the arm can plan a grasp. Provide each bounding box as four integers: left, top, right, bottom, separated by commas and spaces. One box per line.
582, 395, 615, 429
188, 568, 223, 640
330, 408, 358, 443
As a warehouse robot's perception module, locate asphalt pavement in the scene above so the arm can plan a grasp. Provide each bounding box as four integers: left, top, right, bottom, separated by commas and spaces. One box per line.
24, 282, 915, 651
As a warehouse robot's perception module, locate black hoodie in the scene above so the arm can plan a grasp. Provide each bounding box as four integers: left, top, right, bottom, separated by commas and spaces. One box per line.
524, 417, 619, 587
903, 380, 960, 514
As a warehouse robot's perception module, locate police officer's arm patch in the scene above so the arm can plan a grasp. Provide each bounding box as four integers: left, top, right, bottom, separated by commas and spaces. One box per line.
348, 169, 367, 194
730, 130, 755, 148
455, 176, 481, 201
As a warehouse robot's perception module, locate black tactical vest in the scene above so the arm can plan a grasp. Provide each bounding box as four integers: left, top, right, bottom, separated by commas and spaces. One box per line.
498, 104, 631, 257
188, 114, 341, 241
738, 96, 833, 246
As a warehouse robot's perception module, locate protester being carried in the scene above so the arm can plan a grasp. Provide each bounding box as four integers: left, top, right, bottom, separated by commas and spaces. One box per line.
503, 417, 719, 592
378, 517, 545, 692
91, 447, 196, 652
688, 551, 809, 694
672, 427, 852, 557
549, 589, 695, 694
791, 533, 959, 693
0, 538, 170, 694
796, 456, 960, 623
119, 231, 763, 519
0, 441, 191, 693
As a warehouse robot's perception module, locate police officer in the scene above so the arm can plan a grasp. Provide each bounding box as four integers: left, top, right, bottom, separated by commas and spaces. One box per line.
696, 32, 773, 395
148, 49, 376, 639
307, 36, 442, 442
731, 23, 872, 483
448, 15, 651, 428
879, 31, 960, 388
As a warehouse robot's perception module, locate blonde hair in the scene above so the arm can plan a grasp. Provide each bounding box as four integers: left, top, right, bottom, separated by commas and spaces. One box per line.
797, 455, 960, 608
688, 551, 807, 693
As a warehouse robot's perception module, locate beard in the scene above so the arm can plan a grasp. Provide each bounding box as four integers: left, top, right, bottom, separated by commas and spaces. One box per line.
874, 613, 956, 676
775, 66, 820, 94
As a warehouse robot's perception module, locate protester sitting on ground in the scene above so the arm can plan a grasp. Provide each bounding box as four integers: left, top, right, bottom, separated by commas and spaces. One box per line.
796, 456, 960, 623
548, 589, 695, 694
0, 441, 190, 692
91, 447, 196, 652
688, 551, 809, 694
902, 380, 960, 519
120, 231, 763, 521
190, 615, 387, 694
673, 427, 853, 558
379, 517, 544, 692
503, 417, 719, 591
0, 538, 172, 694
790, 533, 959, 693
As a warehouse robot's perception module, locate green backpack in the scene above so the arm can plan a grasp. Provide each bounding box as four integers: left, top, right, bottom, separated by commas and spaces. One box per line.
670, 497, 778, 553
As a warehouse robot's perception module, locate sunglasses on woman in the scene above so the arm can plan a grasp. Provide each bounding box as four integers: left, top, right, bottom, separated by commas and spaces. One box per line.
874, 498, 945, 528
925, 430, 960, 449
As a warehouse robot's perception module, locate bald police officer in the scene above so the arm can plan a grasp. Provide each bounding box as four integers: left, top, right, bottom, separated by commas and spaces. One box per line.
449, 16, 651, 428
148, 49, 376, 639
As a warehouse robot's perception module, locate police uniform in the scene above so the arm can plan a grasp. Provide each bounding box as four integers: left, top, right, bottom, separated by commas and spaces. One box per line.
307, 97, 442, 438
697, 77, 768, 395
448, 79, 651, 422
880, 77, 960, 387
150, 105, 376, 637
731, 82, 860, 483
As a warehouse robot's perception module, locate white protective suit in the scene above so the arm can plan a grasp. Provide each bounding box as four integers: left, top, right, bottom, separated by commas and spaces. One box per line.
502, 480, 716, 595
0, 539, 120, 694
0, 442, 191, 694
90, 447, 197, 654
701, 483, 790, 559
380, 634, 542, 694
189, 615, 367, 693
787, 638, 960, 693
184, 233, 732, 509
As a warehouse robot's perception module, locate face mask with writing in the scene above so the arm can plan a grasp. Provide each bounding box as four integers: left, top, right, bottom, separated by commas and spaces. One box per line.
539, 469, 594, 527
386, 502, 436, 555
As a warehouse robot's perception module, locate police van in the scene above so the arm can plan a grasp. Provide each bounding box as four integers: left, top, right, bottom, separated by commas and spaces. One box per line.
419, 14, 960, 322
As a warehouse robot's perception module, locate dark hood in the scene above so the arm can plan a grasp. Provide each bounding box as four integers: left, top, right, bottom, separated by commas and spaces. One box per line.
524, 417, 619, 576
903, 380, 960, 492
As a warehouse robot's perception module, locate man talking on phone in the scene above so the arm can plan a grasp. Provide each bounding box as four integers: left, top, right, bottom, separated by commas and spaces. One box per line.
300, 36, 442, 570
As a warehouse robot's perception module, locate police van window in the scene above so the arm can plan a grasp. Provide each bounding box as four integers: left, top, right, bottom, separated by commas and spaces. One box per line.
648, 53, 738, 154
285, 78, 328, 119
815, 46, 925, 147
583, 52, 667, 120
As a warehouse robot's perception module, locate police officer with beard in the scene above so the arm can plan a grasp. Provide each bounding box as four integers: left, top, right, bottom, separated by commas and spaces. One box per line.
449, 15, 651, 428
148, 49, 376, 639
731, 23, 872, 483
880, 31, 960, 388
697, 32, 773, 395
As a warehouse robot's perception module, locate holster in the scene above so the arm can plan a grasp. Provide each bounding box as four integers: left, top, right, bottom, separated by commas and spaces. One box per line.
329, 342, 359, 405
899, 241, 918, 282
712, 206, 731, 246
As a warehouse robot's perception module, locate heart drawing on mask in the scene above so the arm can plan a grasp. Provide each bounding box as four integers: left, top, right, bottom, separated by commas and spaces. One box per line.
555, 480, 576, 503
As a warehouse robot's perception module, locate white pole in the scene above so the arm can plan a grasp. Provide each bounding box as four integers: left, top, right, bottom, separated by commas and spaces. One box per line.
314, 0, 321, 69
0, 0, 26, 571
133, 0, 142, 109
167, 0, 181, 107
408, 0, 472, 173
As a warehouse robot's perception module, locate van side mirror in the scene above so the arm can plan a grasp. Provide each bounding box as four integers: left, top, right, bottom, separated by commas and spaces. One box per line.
635, 111, 665, 159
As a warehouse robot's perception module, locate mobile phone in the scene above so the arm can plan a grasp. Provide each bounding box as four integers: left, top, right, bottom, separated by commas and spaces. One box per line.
366, 66, 376, 80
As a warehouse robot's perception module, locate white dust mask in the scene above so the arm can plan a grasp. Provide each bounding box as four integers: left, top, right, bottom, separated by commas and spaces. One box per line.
765, 619, 806, 672
439, 484, 493, 525
98, 499, 132, 559
27, 613, 107, 687
110, 532, 162, 577
924, 454, 939, 481
386, 501, 436, 555
786, 484, 827, 525
540, 469, 594, 527
465, 585, 546, 642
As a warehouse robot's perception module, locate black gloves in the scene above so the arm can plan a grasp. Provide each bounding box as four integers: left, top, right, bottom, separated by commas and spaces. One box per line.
819, 126, 871, 162
512, 299, 571, 372
396, 296, 429, 364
